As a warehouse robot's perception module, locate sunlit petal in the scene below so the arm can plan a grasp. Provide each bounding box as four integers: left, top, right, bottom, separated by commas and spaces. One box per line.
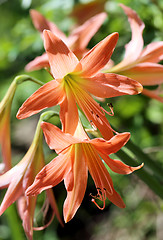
79, 73, 143, 98
64, 145, 88, 222
17, 80, 65, 119
121, 63, 163, 85
43, 30, 79, 79
79, 32, 119, 77
139, 41, 163, 63
59, 88, 79, 135
0, 166, 16, 188
120, 4, 145, 63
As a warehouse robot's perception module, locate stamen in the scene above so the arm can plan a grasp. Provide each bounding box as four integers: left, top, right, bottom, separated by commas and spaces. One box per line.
90, 188, 106, 210
99, 103, 114, 116
33, 198, 55, 231
90, 110, 103, 125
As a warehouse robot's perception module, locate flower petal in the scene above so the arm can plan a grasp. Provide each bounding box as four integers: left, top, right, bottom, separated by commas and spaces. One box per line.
17, 195, 37, 240
69, 12, 107, 51
26, 153, 71, 196
79, 32, 119, 77
0, 179, 23, 215
90, 132, 130, 155
139, 41, 163, 63
17, 80, 65, 119
43, 30, 79, 79
59, 88, 79, 135
25, 53, 49, 72
79, 73, 143, 98
0, 109, 12, 171
71, 85, 114, 140
102, 154, 144, 174
120, 4, 145, 64
83, 144, 125, 208
121, 63, 163, 85
30, 9, 67, 41
46, 189, 64, 226
41, 122, 80, 153
142, 88, 163, 103
63, 144, 88, 222
70, 0, 106, 25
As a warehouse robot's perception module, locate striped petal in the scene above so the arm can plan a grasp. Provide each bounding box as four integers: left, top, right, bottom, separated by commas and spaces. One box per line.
41, 122, 80, 154
101, 154, 144, 175
59, 88, 79, 135
26, 153, 71, 196
17, 80, 65, 119
63, 144, 88, 222
43, 30, 79, 79
78, 32, 119, 77
90, 132, 130, 155
83, 144, 125, 208
71, 84, 114, 140
79, 73, 143, 98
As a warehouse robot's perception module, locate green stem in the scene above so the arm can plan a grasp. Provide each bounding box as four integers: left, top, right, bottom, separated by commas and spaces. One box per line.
116, 149, 163, 199
5, 204, 24, 240
0, 75, 44, 108
125, 140, 163, 181
32, 111, 59, 145
15, 74, 44, 86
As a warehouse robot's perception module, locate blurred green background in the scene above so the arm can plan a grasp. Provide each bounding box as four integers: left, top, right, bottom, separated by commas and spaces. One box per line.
0, 0, 163, 239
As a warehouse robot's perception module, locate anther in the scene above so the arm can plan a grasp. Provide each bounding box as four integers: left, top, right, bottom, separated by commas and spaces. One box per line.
90, 188, 107, 210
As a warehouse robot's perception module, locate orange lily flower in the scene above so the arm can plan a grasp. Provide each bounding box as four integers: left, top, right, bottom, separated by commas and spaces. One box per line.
17, 30, 142, 139
26, 121, 143, 223
0, 114, 62, 240
105, 4, 163, 102
25, 9, 107, 71
0, 80, 17, 172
